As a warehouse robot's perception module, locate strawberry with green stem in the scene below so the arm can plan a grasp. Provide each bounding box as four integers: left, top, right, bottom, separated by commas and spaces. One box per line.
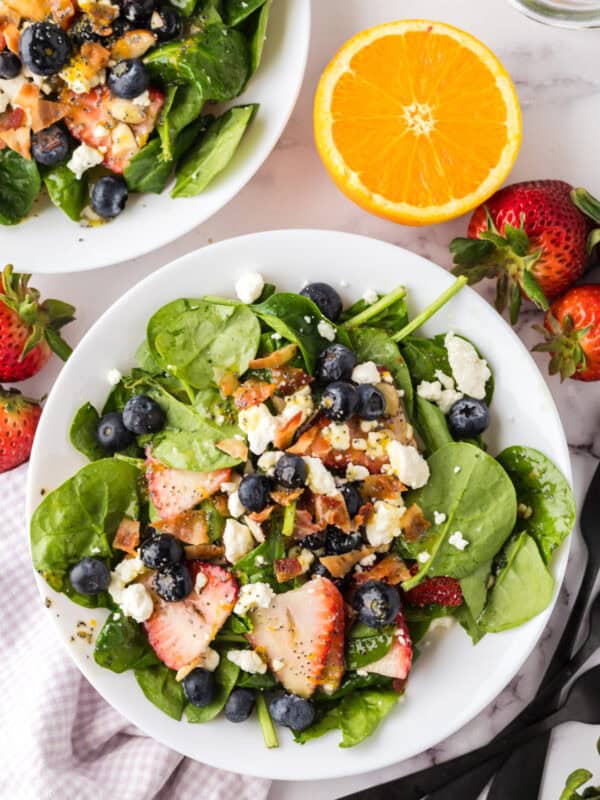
0, 387, 41, 472
0, 264, 75, 382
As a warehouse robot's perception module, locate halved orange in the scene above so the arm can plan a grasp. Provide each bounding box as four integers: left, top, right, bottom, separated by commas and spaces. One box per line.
314, 20, 522, 226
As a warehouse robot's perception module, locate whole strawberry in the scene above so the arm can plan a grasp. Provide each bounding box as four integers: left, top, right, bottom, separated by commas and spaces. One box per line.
533, 284, 600, 382
450, 181, 600, 323
0, 264, 75, 381
0, 387, 41, 472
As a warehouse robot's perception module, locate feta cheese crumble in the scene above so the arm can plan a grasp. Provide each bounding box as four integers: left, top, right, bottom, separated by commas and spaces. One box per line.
386, 441, 430, 489
107, 368, 122, 386
445, 332, 491, 400
433, 511, 447, 525
227, 490, 246, 519
234, 581, 275, 615
448, 531, 469, 551
257, 450, 283, 475
238, 403, 278, 455
363, 288, 378, 305
67, 143, 104, 180
235, 271, 264, 304
227, 649, 267, 674
272, 658, 285, 672
346, 463, 370, 482
365, 500, 405, 547
317, 319, 336, 342
303, 457, 337, 496
223, 519, 254, 563
351, 361, 381, 385
322, 422, 351, 451
194, 572, 208, 593
416, 371, 463, 415
132, 90, 151, 107
119, 583, 153, 623
417, 551, 430, 564
281, 385, 313, 425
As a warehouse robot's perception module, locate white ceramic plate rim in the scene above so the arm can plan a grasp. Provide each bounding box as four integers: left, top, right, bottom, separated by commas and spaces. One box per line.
25, 230, 572, 781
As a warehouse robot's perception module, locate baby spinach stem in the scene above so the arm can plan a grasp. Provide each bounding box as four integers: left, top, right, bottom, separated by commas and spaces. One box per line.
342, 285, 407, 329
392, 276, 468, 342
256, 693, 279, 748
282, 501, 297, 537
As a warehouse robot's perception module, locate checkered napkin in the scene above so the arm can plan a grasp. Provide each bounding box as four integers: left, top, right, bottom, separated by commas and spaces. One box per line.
0, 465, 271, 800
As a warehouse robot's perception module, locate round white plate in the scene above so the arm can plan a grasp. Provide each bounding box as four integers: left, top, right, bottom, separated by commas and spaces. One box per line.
0, 2, 310, 274
26, 230, 572, 781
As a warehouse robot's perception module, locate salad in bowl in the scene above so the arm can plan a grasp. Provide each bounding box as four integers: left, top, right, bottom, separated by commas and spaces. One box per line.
29, 270, 575, 749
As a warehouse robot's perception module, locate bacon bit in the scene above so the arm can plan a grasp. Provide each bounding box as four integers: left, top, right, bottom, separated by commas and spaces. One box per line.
249, 505, 275, 523
354, 554, 411, 586
269, 365, 313, 396
184, 544, 224, 560
0, 127, 30, 159
360, 474, 406, 502
49, 0, 75, 27
2, 22, 19, 52
216, 438, 248, 461
292, 508, 322, 539
212, 493, 228, 516
0, 32, 4, 49
400, 504, 431, 542
156, 510, 209, 545
80, 41, 111, 71
320, 547, 377, 579
85, 0, 118, 33
271, 487, 303, 507
388, 416, 417, 448
0, 107, 24, 131
287, 423, 321, 455
14, 82, 68, 133
274, 557, 303, 583
249, 343, 298, 370
219, 371, 239, 397
233, 379, 275, 409
353, 501, 374, 529
110, 28, 156, 59
5, 0, 49, 21
314, 493, 351, 533
272, 410, 302, 449
113, 518, 140, 555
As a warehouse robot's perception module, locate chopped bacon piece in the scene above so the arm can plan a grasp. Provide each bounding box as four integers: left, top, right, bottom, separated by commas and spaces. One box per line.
354, 554, 411, 586
269, 366, 313, 396
0, 107, 25, 131
360, 474, 406, 502
2, 22, 19, 52
314, 493, 351, 533
271, 487, 303, 507
80, 41, 111, 72
249, 343, 298, 369
49, 0, 75, 27
248, 505, 275, 523
320, 547, 377, 579
5, 0, 49, 21
110, 29, 156, 59
14, 83, 67, 133
273, 410, 303, 449
292, 508, 321, 540
400, 503, 431, 542
212, 493, 228, 516
219, 371, 239, 397
216, 438, 248, 461
84, 0, 118, 33
113, 518, 140, 555
287, 422, 321, 455
156, 510, 209, 545
353, 501, 373, 529
274, 557, 303, 583
0, 127, 30, 159
233, 379, 275, 409
184, 544, 224, 560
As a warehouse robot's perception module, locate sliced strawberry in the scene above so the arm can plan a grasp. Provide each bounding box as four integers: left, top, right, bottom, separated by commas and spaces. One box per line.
144, 562, 238, 671
249, 343, 298, 369
319, 589, 345, 694
363, 613, 413, 681
403, 570, 463, 608
247, 577, 344, 698
146, 455, 231, 519
155, 509, 209, 545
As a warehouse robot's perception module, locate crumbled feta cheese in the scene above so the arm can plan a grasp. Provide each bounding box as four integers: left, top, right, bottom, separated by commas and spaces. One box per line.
194, 572, 208, 593
132, 90, 151, 107
360, 420, 379, 433
221, 474, 242, 495
417, 374, 463, 415
386, 441, 430, 489
454, 466, 461, 474
362, 288, 378, 305
303, 315, 312, 324
448, 531, 469, 551
435, 370, 454, 390
272, 658, 285, 672
303, 457, 338, 496
238, 403, 278, 455
227, 490, 246, 519
257, 450, 283, 476
317, 319, 336, 342
150, 9, 162, 28
297, 549, 315, 572
235, 271, 264, 304
381, 370, 393, 384
417, 379, 443, 402
322, 422, 351, 451
93, 124, 108, 139
107, 368, 122, 386
339, 279, 349, 288
255, 555, 266, 566
351, 361, 381, 384
272, 332, 282, 341
113, 556, 147, 585
227, 649, 267, 674
243, 515, 265, 543
346, 463, 369, 482
67, 143, 104, 180
367, 431, 390, 459
352, 438, 367, 451
119, 583, 153, 623
359, 553, 376, 567
202, 647, 221, 672
365, 500, 405, 547
60, 63, 105, 95
433, 511, 447, 525
234, 581, 275, 615
445, 332, 491, 400
0, 75, 26, 112
417, 551, 430, 564
223, 519, 254, 564
281, 385, 313, 424
356, 668, 369, 677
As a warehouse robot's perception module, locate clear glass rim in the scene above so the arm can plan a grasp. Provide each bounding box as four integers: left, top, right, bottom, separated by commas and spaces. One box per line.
508, 0, 600, 27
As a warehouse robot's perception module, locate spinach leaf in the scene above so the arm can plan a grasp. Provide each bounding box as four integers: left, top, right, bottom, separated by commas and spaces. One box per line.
172, 104, 257, 197
236, 671, 277, 690
497, 445, 576, 563
401, 442, 517, 588
185, 655, 239, 721
144, 23, 249, 101
135, 340, 162, 374
0, 149, 41, 225
294, 706, 341, 744
168, 0, 195, 17
158, 84, 205, 162
340, 294, 409, 333
224, 0, 266, 26
560, 769, 598, 800
414, 396, 452, 455
189, 0, 223, 26
245, 0, 271, 75
147, 297, 260, 389
253, 292, 351, 374
94, 611, 159, 672
135, 664, 186, 720
69, 402, 106, 462
234, 531, 286, 592
348, 327, 414, 417
316, 673, 392, 702
43, 569, 111, 609
479, 533, 555, 632
346, 623, 393, 670
42, 164, 87, 221
30, 459, 141, 573
455, 561, 491, 644
338, 689, 400, 748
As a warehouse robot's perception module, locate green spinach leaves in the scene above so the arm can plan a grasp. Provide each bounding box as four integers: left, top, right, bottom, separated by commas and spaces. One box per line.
0, 149, 41, 225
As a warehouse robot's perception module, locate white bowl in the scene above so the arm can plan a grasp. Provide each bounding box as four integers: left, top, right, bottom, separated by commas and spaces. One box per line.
0, 1, 310, 274
25, 230, 572, 781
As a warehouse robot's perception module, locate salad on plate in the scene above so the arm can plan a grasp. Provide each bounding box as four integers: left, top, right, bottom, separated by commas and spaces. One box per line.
0, 0, 271, 224
30, 273, 576, 748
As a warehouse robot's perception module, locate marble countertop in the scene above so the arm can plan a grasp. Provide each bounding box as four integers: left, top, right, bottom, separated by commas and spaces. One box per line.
18, 0, 600, 797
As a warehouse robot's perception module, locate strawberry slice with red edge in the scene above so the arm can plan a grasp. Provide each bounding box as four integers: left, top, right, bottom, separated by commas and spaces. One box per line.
247, 576, 344, 698
319, 587, 345, 694
403, 570, 464, 608
362, 612, 413, 681
146, 453, 231, 519
144, 562, 238, 671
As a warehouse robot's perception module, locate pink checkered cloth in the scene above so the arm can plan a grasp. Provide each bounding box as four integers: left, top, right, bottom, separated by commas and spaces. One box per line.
0, 465, 271, 800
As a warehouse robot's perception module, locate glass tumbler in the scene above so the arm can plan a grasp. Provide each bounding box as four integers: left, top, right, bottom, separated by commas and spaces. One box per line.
508, 0, 600, 27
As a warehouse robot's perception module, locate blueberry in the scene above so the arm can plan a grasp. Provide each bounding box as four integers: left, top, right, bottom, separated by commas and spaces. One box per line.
269, 693, 315, 731
274, 453, 306, 489
447, 397, 490, 439
154, 562, 193, 602
353, 580, 400, 628
321, 381, 358, 421
325, 526, 363, 555
238, 473, 272, 513
108, 58, 149, 99
140, 534, 184, 569
224, 688, 255, 722
357, 384, 386, 421
0, 51, 21, 79
19, 21, 71, 76
182, 668, 216, 707
310, 560, 348, 591
31, 124, 70, 167
91, 176, 129, 219
151, 6, 182, 41
300, 283, 342, 322
96, 411, 135, 452
123, 394, 165, 435
118, 0, 155, 23
300, 531, 327, 551
340, 483, 362, 518
316, 344, 357, 384
69, 557, 110, 595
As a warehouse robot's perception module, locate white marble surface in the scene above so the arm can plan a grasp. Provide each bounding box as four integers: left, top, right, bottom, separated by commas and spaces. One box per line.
14, 0, 600, 797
